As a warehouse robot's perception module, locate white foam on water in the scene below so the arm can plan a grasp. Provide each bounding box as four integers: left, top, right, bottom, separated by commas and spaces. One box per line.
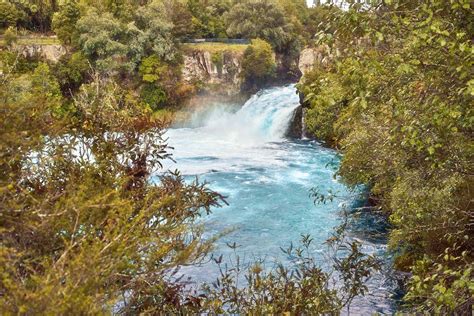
160, 85, 396, 314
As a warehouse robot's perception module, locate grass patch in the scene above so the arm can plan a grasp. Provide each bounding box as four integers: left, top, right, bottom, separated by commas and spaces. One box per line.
0, 36, 61, 47
181, 42, 248, 54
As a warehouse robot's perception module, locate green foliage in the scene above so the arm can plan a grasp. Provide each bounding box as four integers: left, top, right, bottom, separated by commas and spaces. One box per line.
303, 5, 341, 42
225, 0, 284, 47
298, 0, 474, 311
224, 0, 304, 76
407, 247, 473, 313
130, 0, 177, 63
0, 2, 24, 28
138, 54, 187, 109
187, 0, 230, 38
241, 39, 276, 89
162, 0, 194, 39
76, 8, 128, 72
225, 0, 302, 55
0, 72, 224, 314
200, 227, 379, 314
52, 51, 89, 94
31, 62, 64, 116
6, 0, 58, 32
139, 55, 167, 83
76, 2, 176, 73
141, 84, 168, 111
3, 26, 18, 46
0, 51, 38, 74
299, 68, 346, 144
52, 0, 80, 45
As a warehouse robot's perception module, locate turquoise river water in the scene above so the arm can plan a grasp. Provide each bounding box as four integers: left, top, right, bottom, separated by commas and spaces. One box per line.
163, 85, 398, 314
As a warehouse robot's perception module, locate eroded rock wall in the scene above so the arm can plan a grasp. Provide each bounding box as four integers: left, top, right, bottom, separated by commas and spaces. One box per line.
12, 44, 67, 62
182, 49, 243, 97
298, 46, 331, 76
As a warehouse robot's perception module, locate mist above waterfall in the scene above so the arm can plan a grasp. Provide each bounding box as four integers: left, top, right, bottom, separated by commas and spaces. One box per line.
165, 85, 301, 174
183, 85, 299, 144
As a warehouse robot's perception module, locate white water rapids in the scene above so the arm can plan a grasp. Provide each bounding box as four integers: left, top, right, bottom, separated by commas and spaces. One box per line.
160, 85, 397, 314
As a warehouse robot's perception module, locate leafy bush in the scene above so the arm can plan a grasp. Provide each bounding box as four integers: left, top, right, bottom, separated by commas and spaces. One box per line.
3, 26, 17, 46
241, 39, 276, 89
76, 2, 176, 73
52, 0, 80, 45
0, 2, 24, 28
53, 52, 89, 94
0, 73, 223, 314
226, 0, 292, 52
187, 0, 231, 38
298, 0, 474, 311
139, 55, 168, 84
200, 230, 379, 314
141, 83, 168, 111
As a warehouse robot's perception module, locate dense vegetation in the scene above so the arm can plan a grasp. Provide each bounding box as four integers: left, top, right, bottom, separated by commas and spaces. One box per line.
0, 30, 376, 316
0, 0, 381, 314
298, 0, 473, 312
0, 0, 322, 108
1, 0, 472, 313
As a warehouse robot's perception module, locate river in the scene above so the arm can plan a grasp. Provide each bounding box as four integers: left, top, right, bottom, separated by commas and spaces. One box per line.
163, 85, 397, 314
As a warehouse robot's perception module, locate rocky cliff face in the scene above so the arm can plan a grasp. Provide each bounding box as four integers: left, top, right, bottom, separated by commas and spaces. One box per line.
12, 44, 67, 62
298, 46, 331, 76
287, 46, 332, 139
182, 49, 244, 97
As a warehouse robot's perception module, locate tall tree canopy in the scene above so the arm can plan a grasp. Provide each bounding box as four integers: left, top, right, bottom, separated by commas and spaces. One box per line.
299, 0, 473, 311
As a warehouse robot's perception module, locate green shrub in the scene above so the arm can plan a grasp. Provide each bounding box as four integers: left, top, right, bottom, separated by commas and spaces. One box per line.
53, 52, 89, 93
140, 84, 167, 111
298, 0, 474, 311
4, 26, 18, 47
139, 55, 168, 83
241, 39, 276, 89
52, 0, 80, 45
0, 2, 23, 28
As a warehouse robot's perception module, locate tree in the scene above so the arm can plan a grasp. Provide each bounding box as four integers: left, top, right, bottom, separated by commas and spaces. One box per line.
12, 0, 58, 32
225, 0, 299, 53
225, 0, 303, 76
298, 0, 474, 311
76, 8, 129, 72
187, 0, 231, 38
0, 71, 224, 314
52, 0, 80, 45
76, 2, 177, 74
0, 2, 24, 28
130, 0, 177, 64
161, 0, 194, 39
226, 0, 285, 46
241, 39, 276, 89
52, 52, 90, 94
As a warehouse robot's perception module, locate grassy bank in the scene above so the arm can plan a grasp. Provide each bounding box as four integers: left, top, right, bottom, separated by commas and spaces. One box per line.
181, 42, 248, 54
0, 36, 60, 47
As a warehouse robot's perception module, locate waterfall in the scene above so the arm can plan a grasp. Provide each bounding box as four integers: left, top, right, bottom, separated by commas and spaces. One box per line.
188, 85, 300, 144
165, 85, 300, 174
